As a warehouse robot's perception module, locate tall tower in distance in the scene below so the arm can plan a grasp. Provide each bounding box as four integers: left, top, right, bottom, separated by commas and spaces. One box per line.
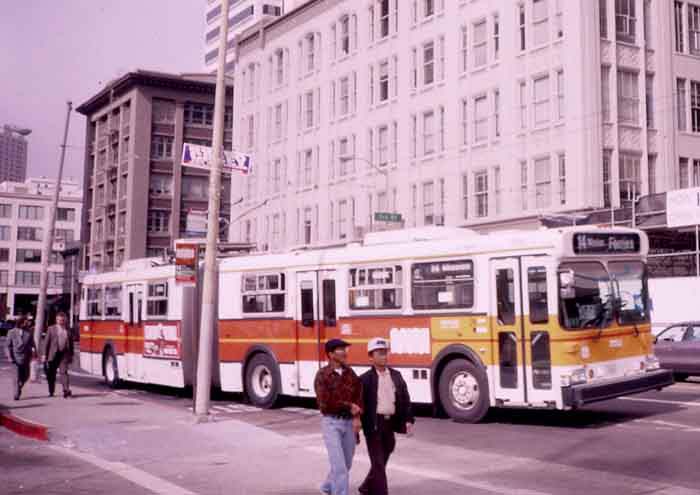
0, 124, 30, 183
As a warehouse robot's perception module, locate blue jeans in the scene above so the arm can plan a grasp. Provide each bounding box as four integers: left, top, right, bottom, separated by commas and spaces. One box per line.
320, 416, 356, 495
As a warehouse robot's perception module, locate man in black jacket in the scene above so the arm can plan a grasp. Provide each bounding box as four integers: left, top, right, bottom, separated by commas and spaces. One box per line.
359, 338, 415, 495
5, 315, 35, 400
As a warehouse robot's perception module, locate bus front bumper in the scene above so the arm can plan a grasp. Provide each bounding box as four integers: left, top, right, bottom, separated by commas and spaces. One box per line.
562, 369, 674, 408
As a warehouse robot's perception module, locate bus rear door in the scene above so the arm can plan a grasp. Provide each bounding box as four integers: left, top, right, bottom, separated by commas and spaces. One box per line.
126, 283, 144, 380
296, 272, 320, 395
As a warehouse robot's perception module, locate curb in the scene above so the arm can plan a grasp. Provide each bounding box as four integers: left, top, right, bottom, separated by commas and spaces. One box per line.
0, 409, 50, 442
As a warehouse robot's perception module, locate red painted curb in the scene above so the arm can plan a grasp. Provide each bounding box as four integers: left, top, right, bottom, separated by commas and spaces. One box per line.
0, 411, 49, 442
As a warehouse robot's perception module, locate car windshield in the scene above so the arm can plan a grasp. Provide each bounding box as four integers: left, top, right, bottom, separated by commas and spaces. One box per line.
559, 262, 614, 330
608, 261, 650, 325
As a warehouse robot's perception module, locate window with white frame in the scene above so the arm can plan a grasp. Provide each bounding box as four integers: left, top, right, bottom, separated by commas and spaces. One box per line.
340, 15, 351, 56
602, 66, 611, 121
460, 25, 468, 72
600, 0, 608, 38
555, 0, 563, 38
648, 154, 657, 194
535, 156, 551, 208
272, 159, 282, 193
275, 49, 285, 86
242, 273, 285, 314
475, 171, 488, 217
616, 0, 636, 43
378, 125, 389, 166
410, 114, 417, 158
462, 174, 469, 219
338, 135, 355, 176
379, 0, 391, 38
690, 5, 700, 55
494, 166, 502, 215
411, 183, 418, 226
693, 159, 700, 187
392, 121, 398, 163
678, 78, 687, 131
339, 76, 350, 115
18, 205, 43, 220
439, 106, 445, 151
520, 161, 528, 210
149, 174, 172, 196
379, 60, 389, 101
87, 287, 103, 318
461, 98, 469, 145
533, 75, 550, 125
518, 3, 527, 51
643, 0, 652, 47
680, 157, 690, 189
423, 41, 435, 85
692, 80, 700, 132
532, 0, 549, 46
558, 153, 566, 205
150, 135, 173, 159
617, 70, 640, 124
493, 89, 500, 138
437, 178, 445, 225
603, 150, 612, 207
556, 70, 565, 120
303, 149, 314, 187
619, 153, 641, 201
645, 74, 654, 128
423, 110, 435, 155
274, 103, 284, 140
348, 265, 403, 311
423, 181, 434, 225
473, 20, 487, 68
493, 14, 500, 59
246, 114, 255, 149
411, 48, 418, 90
474, 95, 488, 142
675, 1, 685, 52
104, 285, 122, 318
519, 80, 527, 130
305, 90, 315, 128
306, 33, 316, 72
147, 210, 170, 233
338, 199, 349, 239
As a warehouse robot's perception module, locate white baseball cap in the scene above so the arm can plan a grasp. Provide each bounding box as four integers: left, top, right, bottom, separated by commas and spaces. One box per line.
367, 337, 390, 354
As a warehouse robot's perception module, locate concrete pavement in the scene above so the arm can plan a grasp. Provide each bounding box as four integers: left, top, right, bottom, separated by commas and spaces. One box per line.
2, 338, 700, 494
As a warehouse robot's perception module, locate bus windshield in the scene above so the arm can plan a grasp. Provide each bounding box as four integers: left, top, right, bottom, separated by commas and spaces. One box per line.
559, 261, 649, 330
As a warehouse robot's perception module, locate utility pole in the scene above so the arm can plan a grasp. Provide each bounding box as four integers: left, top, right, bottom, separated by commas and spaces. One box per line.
33, 100, 72, 380
194, 0, 229, 421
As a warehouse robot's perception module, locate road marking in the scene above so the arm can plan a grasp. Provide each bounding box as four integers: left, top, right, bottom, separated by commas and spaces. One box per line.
619, 397, 700, 407
49, 444, 195, 495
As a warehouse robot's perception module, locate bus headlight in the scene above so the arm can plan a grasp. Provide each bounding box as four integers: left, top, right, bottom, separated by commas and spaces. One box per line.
645, 355, 661, 371
561, 368, 587, 387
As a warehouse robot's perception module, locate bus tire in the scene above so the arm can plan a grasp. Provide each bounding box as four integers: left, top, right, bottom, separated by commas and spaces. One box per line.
673, 373, 689, 382
438, 359, 489, 423
103, 347, 120, 389
245, 353, 280, 408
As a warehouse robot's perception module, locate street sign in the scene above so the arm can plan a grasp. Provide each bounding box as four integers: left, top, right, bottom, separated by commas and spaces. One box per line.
181, 142, 252, 175
374, 212, 403, 223
667, 187, 700, 228
175, 244, 199, 286
185, 209, 208, 237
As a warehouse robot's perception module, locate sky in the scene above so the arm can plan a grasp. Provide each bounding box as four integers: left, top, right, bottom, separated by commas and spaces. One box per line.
0, 0, 205, 184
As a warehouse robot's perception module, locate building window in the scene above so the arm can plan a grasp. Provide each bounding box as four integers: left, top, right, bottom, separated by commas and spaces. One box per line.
56, 207, 75, 222
648, 154, 657, 194
184, 102, 214, 126
619, 153, 641, 201
533, 75, 550, 126
423, 41, 435, 85
615, 0, 636, 43
147, 210, 170, 234
380, 0, 390, 38
423, 181, 434, 225
518, 3, 527, 50
378, 125, 389, 166
690, 5, 700, 55
306, 34, 316, 72
680, 157, 689, 189
493, 90, 501, 138
17, 226, 42, 241
474, 95, 488, 143
494, 166, 502, 215
150, 135, 173, 159
600, 0, 608, 38
0, 204, 10, 218
0, 226, 10, 241
305, 90, 314, 128
303, 149, 314, 187
379, 60, 389, 101
149, 174, 172, 196
643, 0, 652, 47
274, 103, 284, 140
339, 77, 350, 115
676, 1, 685, 52
340, 15, 351, 55
438, 36, 445, 81
16, 248, 41, 263
460, 26, 468, 73
617, 70, 639, 124
602, 66, 611, 122
410, 114, 417, 158
694, 159, 700, 187
646, 74, 654, 128
519, 81, 527, 130
0, 248, 8, 262
16, 271, 40, 287
475, 171, 488, 218
423, 110, 435, 155
555, 0, 563, 38
411, 183, 418, 226
182, 176, 208, 200
678, 78, 688, 131
692, 81, 700, 132
462, 174, 469, 219
424, 0, 435, 17
535, 156, 551, 209
558, 154, 566, 205
275, 49, 285, 86
152, 98, 175, 124
473, 20, 487, 68
493, 14, 501, 60
532, 0, 549, 46
521, 161, 528, 210
18, 205, 43, 220
55, 228, 75, 242
461, 99, 469, 145
556, 70, 565, 120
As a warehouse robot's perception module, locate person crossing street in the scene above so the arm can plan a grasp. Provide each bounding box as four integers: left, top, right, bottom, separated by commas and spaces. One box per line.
5, 315, 36, 400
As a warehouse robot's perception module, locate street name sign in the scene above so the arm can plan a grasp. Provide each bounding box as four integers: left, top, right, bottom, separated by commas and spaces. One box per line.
374, 212, 403, 223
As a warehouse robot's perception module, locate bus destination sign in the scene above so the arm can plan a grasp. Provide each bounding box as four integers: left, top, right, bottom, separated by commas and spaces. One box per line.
573, 233, 640, 255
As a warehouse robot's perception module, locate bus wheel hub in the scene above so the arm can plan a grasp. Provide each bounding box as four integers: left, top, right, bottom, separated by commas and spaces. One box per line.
450, 371, 479, 410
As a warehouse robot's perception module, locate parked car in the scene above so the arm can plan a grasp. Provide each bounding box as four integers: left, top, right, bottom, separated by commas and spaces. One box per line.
654, 322, 700, 381
0, 320, 15, 337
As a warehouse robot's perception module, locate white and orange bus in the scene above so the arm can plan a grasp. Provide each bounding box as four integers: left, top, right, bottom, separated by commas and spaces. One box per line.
79, 226, 673, 422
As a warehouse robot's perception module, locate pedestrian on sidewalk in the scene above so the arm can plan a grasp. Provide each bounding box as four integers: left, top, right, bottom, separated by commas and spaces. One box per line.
358, 338, 415, 495
5, 315, 36, 400
314, 339, 363, 495
41, 312, 74, 398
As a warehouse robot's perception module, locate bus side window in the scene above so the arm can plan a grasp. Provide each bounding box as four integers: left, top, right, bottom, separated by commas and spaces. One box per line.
528, 267, 549, 324
498, 332, 518, 388
129, 292, 134, 325
301, 288, 314, 327
496, 269, 516, 325
531, 331, 552, 389
322, 279, 336, 327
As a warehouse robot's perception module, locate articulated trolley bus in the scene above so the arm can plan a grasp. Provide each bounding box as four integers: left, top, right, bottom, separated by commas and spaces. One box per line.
79, 226, 673, 422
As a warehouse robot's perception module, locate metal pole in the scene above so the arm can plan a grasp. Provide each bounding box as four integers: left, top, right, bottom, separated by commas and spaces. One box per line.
696, 224, 699, 278
69, 256, 75, 329
194, 0, 229, 421
33, 101, 72, 381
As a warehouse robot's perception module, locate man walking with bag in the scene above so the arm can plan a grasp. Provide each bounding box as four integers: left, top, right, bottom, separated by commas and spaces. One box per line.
359, 338, 415, 495
5, 315, 35, 400
314, 339, 363, 495
41, 312, 74, 398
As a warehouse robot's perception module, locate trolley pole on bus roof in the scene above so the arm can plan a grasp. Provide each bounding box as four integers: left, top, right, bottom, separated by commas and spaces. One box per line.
33, 100, 72, 382
194, 0, 229, 421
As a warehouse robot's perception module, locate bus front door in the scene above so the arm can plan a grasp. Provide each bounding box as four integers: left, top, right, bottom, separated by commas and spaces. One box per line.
490, 258, 527, 405
126, 284, 144, 380
296, 272, 320, 395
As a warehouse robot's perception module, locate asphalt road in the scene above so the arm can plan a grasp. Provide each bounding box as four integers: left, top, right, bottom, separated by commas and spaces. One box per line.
2, 339, 700, 494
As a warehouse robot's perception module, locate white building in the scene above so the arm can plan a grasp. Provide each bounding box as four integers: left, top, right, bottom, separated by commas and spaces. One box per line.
204, 0, 284, 73
0, 178, 82, 318
228, 0, 700, 251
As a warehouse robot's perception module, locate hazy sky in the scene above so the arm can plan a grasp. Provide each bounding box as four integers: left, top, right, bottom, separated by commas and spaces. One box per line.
0, 0, 205, 183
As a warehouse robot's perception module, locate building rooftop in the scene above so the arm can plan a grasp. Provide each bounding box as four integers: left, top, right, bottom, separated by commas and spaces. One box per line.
0, 177, 82, 198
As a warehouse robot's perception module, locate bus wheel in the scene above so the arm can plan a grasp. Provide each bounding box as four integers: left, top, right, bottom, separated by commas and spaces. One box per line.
103, 348, 120, 389
245, 354, 279, 408
439, 359, 489, 423
674, 373, 689, 382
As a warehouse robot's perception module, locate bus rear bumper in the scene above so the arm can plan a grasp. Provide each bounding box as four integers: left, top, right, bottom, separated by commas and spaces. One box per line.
562, 370, 674, 408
